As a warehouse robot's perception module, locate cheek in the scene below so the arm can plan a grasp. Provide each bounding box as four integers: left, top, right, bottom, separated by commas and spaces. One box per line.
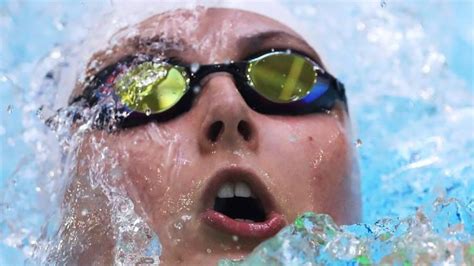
301, 117, 353, 188
264, 114, 352, 173
75, 132, 123, 183
310, 125, 351, 173
261, 114, 354, 212
302, 118, 357, 219
110, 123, 196, 219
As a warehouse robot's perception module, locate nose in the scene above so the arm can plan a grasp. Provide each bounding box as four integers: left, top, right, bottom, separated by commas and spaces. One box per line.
196, 74, 259, 153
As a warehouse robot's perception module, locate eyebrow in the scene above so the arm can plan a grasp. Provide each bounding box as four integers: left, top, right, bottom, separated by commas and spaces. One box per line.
92, 30, 321, 74
132, 35, 187, 54
237, 30, 324, 67
85, 35, 189, 77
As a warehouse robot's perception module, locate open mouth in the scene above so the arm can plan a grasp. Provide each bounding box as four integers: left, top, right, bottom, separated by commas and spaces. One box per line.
201, 168, 286, 239
214, 181, 266, 222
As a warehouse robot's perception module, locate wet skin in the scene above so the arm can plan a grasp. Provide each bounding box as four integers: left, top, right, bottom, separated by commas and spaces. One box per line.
68, 7, 361, 265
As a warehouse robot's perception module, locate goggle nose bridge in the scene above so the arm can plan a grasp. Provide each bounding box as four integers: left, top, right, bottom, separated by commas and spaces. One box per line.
187, 62, 249, 89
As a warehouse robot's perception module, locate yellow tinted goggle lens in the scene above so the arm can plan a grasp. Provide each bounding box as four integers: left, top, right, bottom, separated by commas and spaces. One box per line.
115, 62, 188, 114
248, 53, 317, 103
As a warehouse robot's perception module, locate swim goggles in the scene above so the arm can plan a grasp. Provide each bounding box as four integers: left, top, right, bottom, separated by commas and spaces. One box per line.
74, 50, 347, 128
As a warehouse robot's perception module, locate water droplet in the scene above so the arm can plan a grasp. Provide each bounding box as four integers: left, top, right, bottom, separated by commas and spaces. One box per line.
6, 105, 13, 114
206, 248, 212, 254
50, 49, 62, 59
355, 139, 363, 148
174, 222, 183, 230
193, 85, 201, 94
181, 214, 192, 221
145, 109, 152, 116
54, 19, 65, 31
356, 21, 366, 31
422, 64, 431, 74
119, 201, 132, 213
289, 135, 298, 142
232, 235, 239, 242
35, 187, 41, 192
191, 63, 200, 73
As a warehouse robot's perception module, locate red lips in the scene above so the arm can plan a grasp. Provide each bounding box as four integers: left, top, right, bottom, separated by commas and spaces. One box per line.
200, 167, 286, 239
202, 210, 285, 238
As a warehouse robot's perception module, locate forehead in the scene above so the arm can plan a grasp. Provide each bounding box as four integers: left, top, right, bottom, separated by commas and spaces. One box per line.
135, 7, 300, 46
93, 7, 318, 67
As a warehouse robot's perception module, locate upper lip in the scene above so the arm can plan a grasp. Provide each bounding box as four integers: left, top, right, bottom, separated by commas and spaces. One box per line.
200, 166, 278, 215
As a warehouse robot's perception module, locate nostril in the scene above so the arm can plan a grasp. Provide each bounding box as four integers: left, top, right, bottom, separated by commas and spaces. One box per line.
207, 121, 224, 142
238, 120, 252, 141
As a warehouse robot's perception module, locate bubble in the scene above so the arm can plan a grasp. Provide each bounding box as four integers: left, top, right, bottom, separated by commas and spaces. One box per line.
145, 109, 152, 116
232, 235, 239, 242
380, 0, 387, 8
355, 139, 363, 148
206, 248, 212, 254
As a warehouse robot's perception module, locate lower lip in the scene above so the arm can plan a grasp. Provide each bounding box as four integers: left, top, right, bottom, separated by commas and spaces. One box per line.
201, 209, 286, 238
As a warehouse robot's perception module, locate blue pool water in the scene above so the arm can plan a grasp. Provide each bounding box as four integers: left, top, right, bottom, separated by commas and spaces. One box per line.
1, 0, 473, 264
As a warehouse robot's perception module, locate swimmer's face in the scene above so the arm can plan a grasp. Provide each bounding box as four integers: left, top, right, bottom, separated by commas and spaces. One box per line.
75, 8, 360, 265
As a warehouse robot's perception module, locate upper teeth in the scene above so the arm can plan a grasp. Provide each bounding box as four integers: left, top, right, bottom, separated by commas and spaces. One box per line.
217, 181, 253, 198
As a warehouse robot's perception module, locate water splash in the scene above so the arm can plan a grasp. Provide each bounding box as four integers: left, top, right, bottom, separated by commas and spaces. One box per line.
0, 0, 473, 265
220, 197, 473, 265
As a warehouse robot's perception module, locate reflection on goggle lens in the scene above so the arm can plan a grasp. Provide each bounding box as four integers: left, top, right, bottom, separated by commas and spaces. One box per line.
247, 53, 318, 103
115, 62, 189, 114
